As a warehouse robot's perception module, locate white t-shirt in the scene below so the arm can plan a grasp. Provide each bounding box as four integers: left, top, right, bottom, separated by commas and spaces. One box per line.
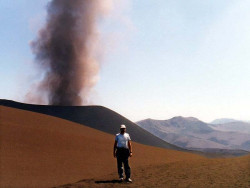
115, 133, 131, 149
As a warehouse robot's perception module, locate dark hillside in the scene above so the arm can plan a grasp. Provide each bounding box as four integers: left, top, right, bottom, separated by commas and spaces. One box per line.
0, 99, 182, 150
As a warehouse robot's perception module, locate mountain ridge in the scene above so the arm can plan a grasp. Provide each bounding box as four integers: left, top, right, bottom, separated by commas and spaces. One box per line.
137, 116, 250, 152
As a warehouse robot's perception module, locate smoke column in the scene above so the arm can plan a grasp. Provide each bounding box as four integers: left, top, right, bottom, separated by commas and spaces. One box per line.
30, 0, 109, 105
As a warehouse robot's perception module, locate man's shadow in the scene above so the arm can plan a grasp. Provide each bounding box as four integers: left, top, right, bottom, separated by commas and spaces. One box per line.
55, 179, 125, 187
95, 179, 123, 184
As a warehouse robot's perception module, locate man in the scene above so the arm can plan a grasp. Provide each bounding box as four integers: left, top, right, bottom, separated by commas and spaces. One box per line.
113, 124, 133, 182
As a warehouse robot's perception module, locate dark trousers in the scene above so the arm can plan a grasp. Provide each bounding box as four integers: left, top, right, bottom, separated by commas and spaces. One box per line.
116, 148, 131, 179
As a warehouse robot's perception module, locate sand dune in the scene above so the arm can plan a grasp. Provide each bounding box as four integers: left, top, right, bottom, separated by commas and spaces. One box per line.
0, 99, 181, 150
1, 106, 204, 188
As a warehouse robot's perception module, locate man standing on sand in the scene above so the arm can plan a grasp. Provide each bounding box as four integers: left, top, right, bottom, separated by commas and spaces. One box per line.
113, 124, 133, 182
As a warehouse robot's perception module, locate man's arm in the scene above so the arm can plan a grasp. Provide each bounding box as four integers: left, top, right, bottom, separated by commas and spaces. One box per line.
128, 140, 132, 157
113, 140, 117, 158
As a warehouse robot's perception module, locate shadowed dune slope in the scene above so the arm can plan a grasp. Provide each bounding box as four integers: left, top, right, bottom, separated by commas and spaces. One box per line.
0, 99, 182, 150
0, 106, 203, 188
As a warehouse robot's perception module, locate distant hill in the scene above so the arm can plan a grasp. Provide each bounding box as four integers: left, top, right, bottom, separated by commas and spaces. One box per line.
210, 118, 243, 124
0, 99, 181, 151
137, 117, 250, 152
209, 121, 250, 134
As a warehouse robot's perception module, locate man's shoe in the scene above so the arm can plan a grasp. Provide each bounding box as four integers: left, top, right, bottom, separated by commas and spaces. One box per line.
119, 177, 124, 182
126, 178, 132, 183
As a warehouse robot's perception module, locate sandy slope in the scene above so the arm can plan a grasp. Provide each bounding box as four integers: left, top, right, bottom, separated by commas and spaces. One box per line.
0, 106, 203, 188
61, 156, 250, 188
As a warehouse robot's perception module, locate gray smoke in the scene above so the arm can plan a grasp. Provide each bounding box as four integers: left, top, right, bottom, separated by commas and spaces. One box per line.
30, 0, 106, 105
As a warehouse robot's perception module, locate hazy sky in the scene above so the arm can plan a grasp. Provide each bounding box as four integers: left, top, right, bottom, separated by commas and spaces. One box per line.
1, 0, 249, 122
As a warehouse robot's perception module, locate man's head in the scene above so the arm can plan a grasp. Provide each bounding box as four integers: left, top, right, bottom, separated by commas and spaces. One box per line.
120, 124, 126, 134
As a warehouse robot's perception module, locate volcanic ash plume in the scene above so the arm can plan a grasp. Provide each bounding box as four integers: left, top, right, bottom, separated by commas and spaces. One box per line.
30, 0, 111, 105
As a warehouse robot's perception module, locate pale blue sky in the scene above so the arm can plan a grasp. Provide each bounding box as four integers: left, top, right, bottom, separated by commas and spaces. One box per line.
0, 0, 249, 122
